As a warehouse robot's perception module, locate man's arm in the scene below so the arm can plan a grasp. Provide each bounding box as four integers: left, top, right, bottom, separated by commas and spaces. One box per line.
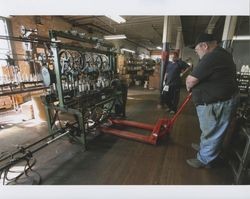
178, 60, 191, 77
185, 75, 199, 92
180, 66, 191, 77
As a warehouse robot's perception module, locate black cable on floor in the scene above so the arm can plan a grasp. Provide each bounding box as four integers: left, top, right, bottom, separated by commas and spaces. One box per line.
0, 156, 42, 185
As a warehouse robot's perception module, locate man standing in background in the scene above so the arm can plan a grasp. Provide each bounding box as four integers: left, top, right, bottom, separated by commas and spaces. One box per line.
161, 51, 190, 114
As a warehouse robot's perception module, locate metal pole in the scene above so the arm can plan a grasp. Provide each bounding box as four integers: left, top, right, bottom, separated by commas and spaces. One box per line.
221, 16, 238, 50
76, 114, 86, 150
160, 16, 170, 92
175, 27, 182, 58
41, 95, 54, 135
51, 43, 64, 107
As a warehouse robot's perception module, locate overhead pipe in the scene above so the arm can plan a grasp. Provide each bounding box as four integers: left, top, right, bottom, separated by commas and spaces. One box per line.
78, 23, 150, 51
61, 17, 150, 51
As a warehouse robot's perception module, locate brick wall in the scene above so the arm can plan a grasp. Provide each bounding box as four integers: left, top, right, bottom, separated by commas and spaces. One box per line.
9, 16, 75, 77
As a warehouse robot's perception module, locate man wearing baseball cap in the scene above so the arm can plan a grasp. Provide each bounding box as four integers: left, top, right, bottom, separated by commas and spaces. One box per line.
185, 33, 239, 168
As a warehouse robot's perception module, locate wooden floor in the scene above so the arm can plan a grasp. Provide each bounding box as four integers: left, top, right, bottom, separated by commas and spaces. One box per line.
38, 87, 234, 185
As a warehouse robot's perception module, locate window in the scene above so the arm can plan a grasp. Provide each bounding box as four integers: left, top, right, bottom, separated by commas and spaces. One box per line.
0, 17, 12, 83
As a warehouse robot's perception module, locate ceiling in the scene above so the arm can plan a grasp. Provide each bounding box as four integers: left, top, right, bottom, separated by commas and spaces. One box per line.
60, 16, 249, 52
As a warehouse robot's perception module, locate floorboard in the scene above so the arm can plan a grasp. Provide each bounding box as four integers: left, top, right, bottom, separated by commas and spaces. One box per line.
0, 87, 235, 185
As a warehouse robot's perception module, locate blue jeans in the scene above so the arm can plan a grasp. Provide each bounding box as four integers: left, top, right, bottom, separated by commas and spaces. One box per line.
196, 96, 238, 164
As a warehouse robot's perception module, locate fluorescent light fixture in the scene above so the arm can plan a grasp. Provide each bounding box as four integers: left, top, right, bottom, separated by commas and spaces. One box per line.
105, 15, 126, 24
232, 35, 250, 40
121, 48, 135, 54
156, 46, 162, 50
104, 34, 126, 40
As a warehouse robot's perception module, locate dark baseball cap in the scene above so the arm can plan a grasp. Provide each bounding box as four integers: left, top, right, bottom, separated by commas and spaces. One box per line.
191, 33, 217, 48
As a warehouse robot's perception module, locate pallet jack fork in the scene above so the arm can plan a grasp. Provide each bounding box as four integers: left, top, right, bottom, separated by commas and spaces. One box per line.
99, 93, 192, 145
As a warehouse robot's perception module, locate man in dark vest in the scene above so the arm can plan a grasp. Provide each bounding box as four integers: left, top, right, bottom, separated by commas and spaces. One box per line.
162, 51, 190, 114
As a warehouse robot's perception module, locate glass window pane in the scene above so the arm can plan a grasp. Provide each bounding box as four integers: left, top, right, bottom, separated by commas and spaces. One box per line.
0, 17, 12, 83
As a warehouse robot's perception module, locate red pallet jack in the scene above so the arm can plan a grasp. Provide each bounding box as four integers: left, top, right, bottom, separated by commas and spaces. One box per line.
99, 93, 192, 145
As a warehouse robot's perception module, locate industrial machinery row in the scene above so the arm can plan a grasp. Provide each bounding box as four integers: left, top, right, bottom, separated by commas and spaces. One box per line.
0, 29, 128, 184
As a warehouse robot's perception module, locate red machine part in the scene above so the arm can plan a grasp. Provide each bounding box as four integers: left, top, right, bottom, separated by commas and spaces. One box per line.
99, 93, 192, 145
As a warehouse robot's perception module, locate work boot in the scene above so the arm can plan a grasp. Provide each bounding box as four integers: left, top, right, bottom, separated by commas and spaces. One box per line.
186, 158, 211, 169
191, 143, 200, 151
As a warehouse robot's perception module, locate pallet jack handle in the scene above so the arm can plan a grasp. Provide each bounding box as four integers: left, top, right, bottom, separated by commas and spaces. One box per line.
170, 92, 192, 124
100, 92, 192, 145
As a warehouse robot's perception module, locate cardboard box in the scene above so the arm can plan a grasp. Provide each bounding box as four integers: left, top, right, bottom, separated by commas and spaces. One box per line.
15, 94, 24, 104
21, 100, 34, 120
154, 64, 161, 74
149, 76, 160, 90
0, 96, 12, 109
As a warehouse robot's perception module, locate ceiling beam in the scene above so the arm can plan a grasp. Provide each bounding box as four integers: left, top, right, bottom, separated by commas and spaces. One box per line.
151, 25, 162, 38
72, 22, 151, 51
205, 16, 220, 33
114, 19, 164, 27
67, 16, 97, 23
